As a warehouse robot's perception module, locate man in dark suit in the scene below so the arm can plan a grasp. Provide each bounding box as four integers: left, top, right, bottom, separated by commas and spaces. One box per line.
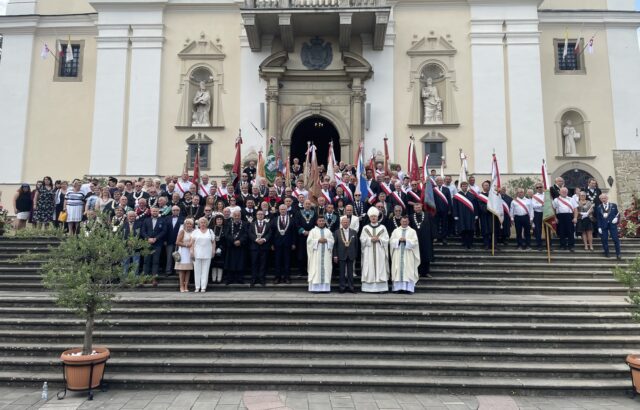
550, 177, 564, 200
595, 193, 621, 259
164, 206, 184, 275
433, 176, 452, 245
365, 168, 380, 196
271, 204, 297, 284
141, 206, 167, 286
121, 210, 143, 275
333, 216, 359, 293
248, 210, 272, 286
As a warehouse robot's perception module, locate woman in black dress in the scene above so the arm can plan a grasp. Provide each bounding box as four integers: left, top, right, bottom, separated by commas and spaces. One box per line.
211, 215, 226, 284
13, 184, 33, 231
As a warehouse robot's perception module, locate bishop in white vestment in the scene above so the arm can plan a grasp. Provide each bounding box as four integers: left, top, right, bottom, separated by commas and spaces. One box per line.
307, 216, 335, 292
389, 216, 420, 294
360, 207, 390, 293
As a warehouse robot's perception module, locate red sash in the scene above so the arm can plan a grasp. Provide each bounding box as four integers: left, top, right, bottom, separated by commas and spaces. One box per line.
199, 184, 209, 198
407, 190, 421, 203
176, 181, 188, 194
321, 190, 333, 204
557, 197, 574, 211
433, 187, 449, 206
533, 196, 544, 207
389, 191, 406, 210
476, 193, 488, 204
454, 193, 474, 213
514, 198, 529, 214
502, 202, 510, 217
339, 181, 353, 201
217, 187, 228, 200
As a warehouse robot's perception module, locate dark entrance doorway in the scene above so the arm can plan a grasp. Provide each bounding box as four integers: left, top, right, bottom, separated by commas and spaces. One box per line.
561, 168, 595, 194
290, 116, 341, 168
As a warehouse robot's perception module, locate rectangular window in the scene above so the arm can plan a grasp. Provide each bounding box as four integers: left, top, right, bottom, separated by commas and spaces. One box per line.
59, 44, 80, 77
554, 39, 585, 74
53, 40, 84, 82
424, 142, 443, 166
188, 144, 210, 170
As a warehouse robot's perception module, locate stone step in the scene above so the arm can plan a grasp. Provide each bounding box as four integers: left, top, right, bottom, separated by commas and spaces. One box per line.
0, 293, 630, 313
0, 356, 628, 379
1, 328, 639, 346
0, 282, 628, 295
2, 317, 638, 333
0, 370, 630, 395
0, 306, 630, 323
2, 342, 635, 363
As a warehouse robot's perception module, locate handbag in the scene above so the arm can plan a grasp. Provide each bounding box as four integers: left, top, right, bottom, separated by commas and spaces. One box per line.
172, 249, 181, 262
58, 211, 67, 223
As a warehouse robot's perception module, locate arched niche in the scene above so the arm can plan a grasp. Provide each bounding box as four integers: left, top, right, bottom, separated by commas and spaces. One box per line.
175, 33, 226, 129
555, 108, 591, 157
551, 161, 608, 193
407, 34, 459, 126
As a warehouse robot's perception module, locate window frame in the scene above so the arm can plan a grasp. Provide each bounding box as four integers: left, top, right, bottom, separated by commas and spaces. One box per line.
554, 38, 586, 75
53, 40, 85, 82
423, 141, 444, 166
186, 132, 213, 171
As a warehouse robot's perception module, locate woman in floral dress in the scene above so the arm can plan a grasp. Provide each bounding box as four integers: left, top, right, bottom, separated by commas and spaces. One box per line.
33, 176, 56, 228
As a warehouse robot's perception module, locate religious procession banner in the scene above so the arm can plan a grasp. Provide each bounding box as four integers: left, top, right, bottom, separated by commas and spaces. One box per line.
265, 139, 277, 184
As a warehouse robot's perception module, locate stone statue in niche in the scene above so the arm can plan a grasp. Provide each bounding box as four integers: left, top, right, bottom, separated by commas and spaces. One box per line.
563, 120, 581, 156
422, 77, 443, 124
192, 81, 211, 127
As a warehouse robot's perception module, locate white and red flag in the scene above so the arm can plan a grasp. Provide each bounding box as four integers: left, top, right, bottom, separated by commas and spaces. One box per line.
487, 153, 504, 224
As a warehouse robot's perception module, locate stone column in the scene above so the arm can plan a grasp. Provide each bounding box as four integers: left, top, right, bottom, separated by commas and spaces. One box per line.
0, 19, 36, 183
350, 77, 365, 148
266, 77, 280, 141
125, 24, 165, 175
89, 24, 130, 176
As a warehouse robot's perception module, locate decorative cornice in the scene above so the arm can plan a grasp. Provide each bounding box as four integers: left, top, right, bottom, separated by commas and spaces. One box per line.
538, 10, 640, 28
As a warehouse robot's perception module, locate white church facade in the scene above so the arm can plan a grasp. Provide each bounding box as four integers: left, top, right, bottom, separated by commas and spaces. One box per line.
0, 0, 639, 205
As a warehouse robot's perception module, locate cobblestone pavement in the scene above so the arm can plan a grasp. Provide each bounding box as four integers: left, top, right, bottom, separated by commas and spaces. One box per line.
0, 388, 639, 410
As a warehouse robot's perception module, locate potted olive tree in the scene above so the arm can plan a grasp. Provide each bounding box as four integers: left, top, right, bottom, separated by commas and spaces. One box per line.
17, 217, 149, 399
614, 256, 640, 396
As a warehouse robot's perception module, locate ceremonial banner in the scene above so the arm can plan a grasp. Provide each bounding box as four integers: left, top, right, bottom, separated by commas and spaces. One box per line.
256, 150, 266, 185
265, 138, 277, 184
458, 150, 468, 184
383, 136, 391, 176
487, 154, 504, 224
231, 132, 242, 188
421, 154, 436, 215
191, 148, 201, 189
355, 142, 369, 202
309, 145, 321, 199
327, 142, 336, 183
407, 136, 420, 182
541, 159, 557, 232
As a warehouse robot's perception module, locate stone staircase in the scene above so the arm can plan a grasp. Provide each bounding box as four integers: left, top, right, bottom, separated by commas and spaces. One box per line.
0, 237, 638, 395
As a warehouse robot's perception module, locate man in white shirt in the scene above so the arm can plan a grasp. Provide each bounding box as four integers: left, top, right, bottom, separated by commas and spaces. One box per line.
552, 187, 578, 251
510, 188, 534, 249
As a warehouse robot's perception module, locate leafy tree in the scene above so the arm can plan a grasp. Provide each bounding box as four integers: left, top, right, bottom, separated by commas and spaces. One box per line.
614, 257, 640, 321
16, 217, 150, 354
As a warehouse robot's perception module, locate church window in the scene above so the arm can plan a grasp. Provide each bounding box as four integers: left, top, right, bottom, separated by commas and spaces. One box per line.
554, 39, 585, 74
54, 41, 84, 82
186, 133, 213, 170
424, 142, 443, 166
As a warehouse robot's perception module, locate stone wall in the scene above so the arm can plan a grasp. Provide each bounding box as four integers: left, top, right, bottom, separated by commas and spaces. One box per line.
613, 150, 640, 209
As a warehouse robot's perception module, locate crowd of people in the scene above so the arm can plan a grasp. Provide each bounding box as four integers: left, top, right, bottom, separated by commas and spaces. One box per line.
8, 158, 623, 293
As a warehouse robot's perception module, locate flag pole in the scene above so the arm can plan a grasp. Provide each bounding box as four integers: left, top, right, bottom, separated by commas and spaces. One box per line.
491, 215, 495, 256
545, 224, 551, 264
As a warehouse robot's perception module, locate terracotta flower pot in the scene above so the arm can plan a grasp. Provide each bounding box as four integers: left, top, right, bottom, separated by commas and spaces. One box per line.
60, 347, 110, 391
626, 354, 640, 394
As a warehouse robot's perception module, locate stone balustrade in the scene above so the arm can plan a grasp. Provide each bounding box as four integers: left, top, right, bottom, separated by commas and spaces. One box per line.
247, 0, 383, 8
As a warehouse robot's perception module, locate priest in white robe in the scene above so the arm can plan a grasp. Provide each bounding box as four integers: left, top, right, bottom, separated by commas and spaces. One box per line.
389, 216, 421, 294
360, 206, 390, 293
307, 215, 335, 292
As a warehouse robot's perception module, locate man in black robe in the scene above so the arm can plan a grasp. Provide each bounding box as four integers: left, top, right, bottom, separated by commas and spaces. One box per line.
223, 210, 248, 285
410, 203, 433, 277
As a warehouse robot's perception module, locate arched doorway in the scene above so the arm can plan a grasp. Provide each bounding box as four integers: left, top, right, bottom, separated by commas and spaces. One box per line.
561, 168, 595, 194
290, 116, 341, 167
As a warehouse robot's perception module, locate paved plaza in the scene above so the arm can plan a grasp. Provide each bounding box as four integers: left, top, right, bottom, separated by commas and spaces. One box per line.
1, 388, 639, 410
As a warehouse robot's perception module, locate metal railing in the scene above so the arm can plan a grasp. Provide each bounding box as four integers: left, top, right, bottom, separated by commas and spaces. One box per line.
246, 0, 383, 8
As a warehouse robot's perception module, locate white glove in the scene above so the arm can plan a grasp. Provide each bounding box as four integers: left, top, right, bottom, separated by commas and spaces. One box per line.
215, 248, 221, 256
580, 212, 588, 219
475, 216, 478, 220
454, 217, 459, 221
612, 218, 618, 224
598, 228, 602, 234
531, 221, 535, 228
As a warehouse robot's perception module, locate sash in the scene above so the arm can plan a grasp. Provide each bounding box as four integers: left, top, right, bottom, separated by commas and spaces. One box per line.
533, 195, 544, 206
557, 197, 574, 211
199, 184, 209, 198
366, 181, 377, 204
476, 193, 488, 204
453, 193, 474, 213
433, 187, 449, 207
321, 190, 333, 204
217, 186, 228, 200
502, 202, 510, 217
389, 191, 406, 210
514, 198, 529, 215
339, 181, 353, 201
176, 181, 188, 194
407, 190, 421, 203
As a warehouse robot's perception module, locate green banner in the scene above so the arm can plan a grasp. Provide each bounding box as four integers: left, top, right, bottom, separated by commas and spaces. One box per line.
265, 142, 277, 184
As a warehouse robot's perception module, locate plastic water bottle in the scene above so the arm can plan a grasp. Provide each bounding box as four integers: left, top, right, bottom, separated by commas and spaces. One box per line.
42, 381, 48, 400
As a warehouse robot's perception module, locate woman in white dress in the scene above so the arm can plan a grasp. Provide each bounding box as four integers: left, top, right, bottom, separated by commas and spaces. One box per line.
190, 217, 216, 292
175, 218, 195, 292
